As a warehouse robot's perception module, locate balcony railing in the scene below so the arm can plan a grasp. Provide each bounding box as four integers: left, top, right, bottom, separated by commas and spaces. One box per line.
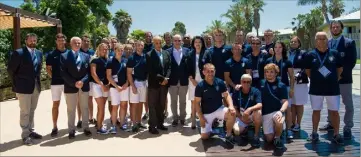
344, 33, 359, 40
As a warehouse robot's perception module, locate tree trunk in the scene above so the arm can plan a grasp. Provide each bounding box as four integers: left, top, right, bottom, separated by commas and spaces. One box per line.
256, 28, 259, 37
321, 0, 330, 24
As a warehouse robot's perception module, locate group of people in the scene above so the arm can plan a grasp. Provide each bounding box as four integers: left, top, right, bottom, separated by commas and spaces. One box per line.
7, 20, 356, 150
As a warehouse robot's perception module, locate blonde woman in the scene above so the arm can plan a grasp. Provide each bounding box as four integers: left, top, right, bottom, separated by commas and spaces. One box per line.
124, 44, 134, 58
107, 43, 129, 133
91, 43, 110, 134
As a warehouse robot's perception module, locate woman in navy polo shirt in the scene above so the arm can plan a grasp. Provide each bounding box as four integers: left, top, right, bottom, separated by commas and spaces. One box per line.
266, 41, 294, 139
90, 43, 110, 134
106, 43, 129, 134
188, 36, 206, 129
288, 36, 309, 132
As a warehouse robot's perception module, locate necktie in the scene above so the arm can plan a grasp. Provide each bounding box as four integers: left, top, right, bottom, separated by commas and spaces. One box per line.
32, 50, 38, 72
75, 52, 81, 70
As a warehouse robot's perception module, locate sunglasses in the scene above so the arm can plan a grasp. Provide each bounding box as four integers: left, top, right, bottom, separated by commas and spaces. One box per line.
184, 37, 190, 40
242, 81, 251, 84
252, 43, 261, 45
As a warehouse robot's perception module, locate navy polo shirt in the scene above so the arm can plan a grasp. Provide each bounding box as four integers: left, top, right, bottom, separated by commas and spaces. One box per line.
106, 57, 127, 87
224, 57, 251, 88
246, 53, 268, 89
305, 49, 342, 96
108, 49, 115, 58
46, 49, 68, 85
232, 87, 262, 112
202, 45, 232, 80
80, 48, 95, 56
242, 43, 252, 57
260, 79, 288, 115
195, 78, 227, 114
90, 57, 108, 84
126, 52, 147, 81
261, 43, 275, 53
143, 43, 154, 53
266, 57, 293, 86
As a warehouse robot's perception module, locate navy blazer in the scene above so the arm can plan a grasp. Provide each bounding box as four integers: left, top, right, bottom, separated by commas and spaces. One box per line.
60, 50, 91, 93
328, 36, 357, 84
187, 49, 205, 79
146, 49, 172, 88
167, 47, 190, 86
7, 47, 43, 94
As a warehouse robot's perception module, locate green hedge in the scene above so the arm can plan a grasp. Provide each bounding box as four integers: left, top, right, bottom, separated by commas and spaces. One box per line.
0, 60, 51, 101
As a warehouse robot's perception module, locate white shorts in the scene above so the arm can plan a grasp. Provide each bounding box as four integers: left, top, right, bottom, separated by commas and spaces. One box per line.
92, 83, 109, 98
262, 111, 283, 135
110, 87, 129, 105
89, 82, 94, 97
290, 84, 308, 105
50, 85, 64, 101
235, 116, 253, 128
310, 95, 340, 111
129, 81, 147, 103
201, 106, 228, 134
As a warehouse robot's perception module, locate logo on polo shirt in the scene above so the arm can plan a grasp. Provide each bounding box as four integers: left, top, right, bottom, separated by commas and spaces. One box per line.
215, 85, 219, 91
313, 59, 317, 63
259, 58, 263, 62
222, 49, 226, 53
250, 95, 253, 101
272, 86, 277, 90
242, 63, 245, 67
85, 63, 88, 68
298, 55, 302, 59
329, 56, 334, 62
340, 52, 345, 57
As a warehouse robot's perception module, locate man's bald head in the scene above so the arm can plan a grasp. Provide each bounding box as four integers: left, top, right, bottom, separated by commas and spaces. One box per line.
315, 32, 328, 52
173, 34, 182, 48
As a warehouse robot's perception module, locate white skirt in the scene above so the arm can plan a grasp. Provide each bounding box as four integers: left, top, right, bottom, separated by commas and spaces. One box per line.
291, 83, 309, 105
188, 78, 202, 101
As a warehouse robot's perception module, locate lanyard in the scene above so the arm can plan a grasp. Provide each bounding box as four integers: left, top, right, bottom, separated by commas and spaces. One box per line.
315, 51, 329, 67
266, 82, 280, 102
239, 91, 251, 109
253, 55, 260, 70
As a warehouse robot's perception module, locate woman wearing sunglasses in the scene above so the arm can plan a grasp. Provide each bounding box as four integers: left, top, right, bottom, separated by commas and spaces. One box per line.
266, 41, 294, 140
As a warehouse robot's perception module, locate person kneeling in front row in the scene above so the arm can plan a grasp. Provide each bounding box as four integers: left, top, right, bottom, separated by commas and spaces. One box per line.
194, 63, 236, 144
260, 63, 289, 149
232, 74, 262, 147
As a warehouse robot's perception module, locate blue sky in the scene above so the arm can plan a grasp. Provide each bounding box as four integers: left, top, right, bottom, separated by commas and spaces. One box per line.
2, 0, 360, 36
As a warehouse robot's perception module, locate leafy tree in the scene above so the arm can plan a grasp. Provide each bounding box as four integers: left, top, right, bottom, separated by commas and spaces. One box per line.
252, 0, 265, 37
171, 21, 186, 36
129, 29, 146, 41
328, 0, 345, 19
348, 7, 360, 14
0, 30, 13, 64
297, 0, 330, 24
112, 9, 132, 43
221, 2, 247, 32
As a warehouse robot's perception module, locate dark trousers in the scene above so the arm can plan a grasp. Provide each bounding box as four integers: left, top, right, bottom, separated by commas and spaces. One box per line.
148, 86, 168, 128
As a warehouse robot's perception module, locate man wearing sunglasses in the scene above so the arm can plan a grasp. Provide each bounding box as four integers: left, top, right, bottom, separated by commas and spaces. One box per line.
182, 34, 192, 50
232, 74, 262, 147
246, 37, 268, 89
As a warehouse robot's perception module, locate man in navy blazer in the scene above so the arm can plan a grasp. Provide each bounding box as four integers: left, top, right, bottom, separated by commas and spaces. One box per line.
7, 33, 43, 145
60, 37, 92, 139
320, 21, 357, 140
167, 34, 191, 126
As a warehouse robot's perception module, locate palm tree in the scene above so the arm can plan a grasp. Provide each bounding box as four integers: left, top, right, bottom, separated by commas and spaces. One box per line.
112, 9, 132, 44
291, 14, 307, 49
238, 0, 254, 33
297, 0, 330, 24
252, 0, 265, 37
304, 7, 324, 48
328, 0, 345, 19
222, 2, 246, 32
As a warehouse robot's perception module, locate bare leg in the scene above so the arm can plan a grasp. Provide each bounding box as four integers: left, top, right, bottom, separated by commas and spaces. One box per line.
52, 101, 60, 128
96, 97, 106, 130
88, 96, 94, 120
330, 110, 340, 135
